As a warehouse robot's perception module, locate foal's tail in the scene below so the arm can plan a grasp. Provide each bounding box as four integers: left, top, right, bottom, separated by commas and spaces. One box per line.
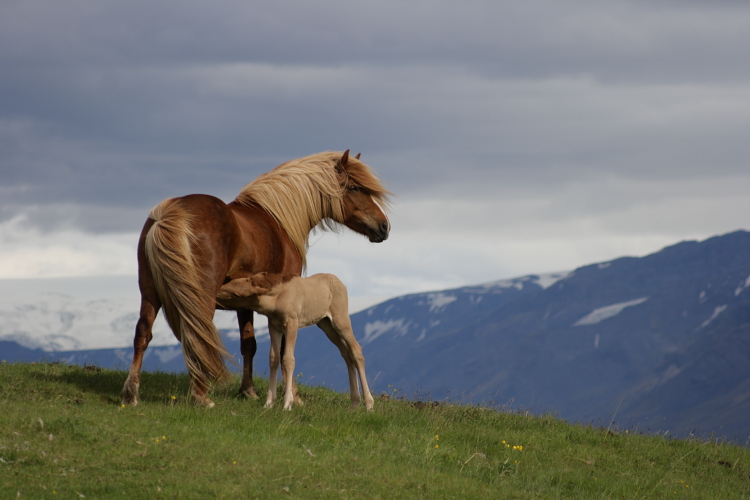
145, 198, 231, 390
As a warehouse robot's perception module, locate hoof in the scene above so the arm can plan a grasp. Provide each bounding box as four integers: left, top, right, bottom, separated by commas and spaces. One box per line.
238, 388, 259, 400
120, 388, 139, 406
264, 402, 274, 409
193, 396, 215, 408
120, 383, 138, 406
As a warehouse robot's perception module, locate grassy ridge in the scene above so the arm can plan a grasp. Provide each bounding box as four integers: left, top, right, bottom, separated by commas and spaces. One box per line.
1, 363, 749, 499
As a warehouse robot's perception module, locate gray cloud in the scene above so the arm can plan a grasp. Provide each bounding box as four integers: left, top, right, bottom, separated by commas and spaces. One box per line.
1, 1, 749, 288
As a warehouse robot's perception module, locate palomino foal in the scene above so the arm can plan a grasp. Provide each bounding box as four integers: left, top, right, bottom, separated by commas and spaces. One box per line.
216, 273, 375, 411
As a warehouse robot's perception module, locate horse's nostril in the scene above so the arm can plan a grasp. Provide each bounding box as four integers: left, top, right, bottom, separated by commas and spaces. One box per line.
380, 220, 389, 233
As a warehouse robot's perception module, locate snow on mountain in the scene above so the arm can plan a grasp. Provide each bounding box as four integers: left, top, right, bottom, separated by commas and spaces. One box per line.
0, 276, 262, 351
572, 297, 649, 326
0, 276, 385, 352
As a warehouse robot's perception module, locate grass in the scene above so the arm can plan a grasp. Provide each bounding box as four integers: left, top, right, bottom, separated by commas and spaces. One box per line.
1, 362, 749, 499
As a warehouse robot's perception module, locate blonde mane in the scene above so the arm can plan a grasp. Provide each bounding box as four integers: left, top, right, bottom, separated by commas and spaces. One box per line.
234, 151, 390, 266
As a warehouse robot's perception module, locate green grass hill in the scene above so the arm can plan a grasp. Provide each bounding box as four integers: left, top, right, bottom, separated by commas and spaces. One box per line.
2, 362, 749, 499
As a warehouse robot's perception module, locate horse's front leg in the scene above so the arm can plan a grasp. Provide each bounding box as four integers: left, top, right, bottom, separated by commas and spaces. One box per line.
281, 319, 298, 411
121, 295, 160, 406
265, 327, 282, 408
237, 309, 259, 399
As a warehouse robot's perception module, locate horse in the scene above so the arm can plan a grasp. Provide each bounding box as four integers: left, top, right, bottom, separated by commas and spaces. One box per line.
120, 150, 390, 407
216, 272, 375, 411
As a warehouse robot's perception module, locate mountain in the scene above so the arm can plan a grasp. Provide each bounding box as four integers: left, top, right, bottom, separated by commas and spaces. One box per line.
2, 231, 749, 442
290, 230, 750, 442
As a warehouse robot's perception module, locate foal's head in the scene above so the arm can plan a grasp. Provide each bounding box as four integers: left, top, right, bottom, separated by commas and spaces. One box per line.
335, 150, 391, 243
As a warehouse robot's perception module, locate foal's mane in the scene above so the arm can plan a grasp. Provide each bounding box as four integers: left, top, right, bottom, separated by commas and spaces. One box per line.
234, 151, 390, 266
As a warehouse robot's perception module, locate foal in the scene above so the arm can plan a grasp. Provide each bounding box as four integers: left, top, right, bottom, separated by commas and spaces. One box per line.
216, 272, 375, 411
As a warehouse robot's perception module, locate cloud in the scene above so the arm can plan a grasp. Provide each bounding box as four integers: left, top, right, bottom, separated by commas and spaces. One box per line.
2, 1, 750, 296
0, 215, 138, 278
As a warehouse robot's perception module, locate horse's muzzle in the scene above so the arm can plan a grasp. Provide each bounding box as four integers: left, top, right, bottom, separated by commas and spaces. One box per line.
368, 220, 390, 243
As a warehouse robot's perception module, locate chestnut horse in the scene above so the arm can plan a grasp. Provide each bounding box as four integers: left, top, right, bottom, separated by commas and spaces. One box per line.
120, 150, 390, 407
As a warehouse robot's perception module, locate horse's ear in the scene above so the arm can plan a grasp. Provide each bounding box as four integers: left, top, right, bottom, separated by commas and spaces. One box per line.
355, 152, 361, 160
341, 149, 350, 167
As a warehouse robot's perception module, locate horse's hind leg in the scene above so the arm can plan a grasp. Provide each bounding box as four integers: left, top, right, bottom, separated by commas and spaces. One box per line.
237, 309, 259, 399
121, 295, 160, 406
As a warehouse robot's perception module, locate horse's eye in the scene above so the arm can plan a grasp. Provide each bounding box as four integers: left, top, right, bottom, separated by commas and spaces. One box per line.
348, 185, 359, 192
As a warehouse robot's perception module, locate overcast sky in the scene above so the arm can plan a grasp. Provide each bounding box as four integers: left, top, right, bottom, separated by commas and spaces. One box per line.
2, 0, 750, 298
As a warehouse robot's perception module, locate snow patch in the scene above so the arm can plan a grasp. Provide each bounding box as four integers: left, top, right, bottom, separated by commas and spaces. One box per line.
466, 277, 528, 293
598, 262, 611, 269
0, 278, 270, 352
532, 271, 573, 289
699, 305, 727, 329
362, 319, 410, 345
153, 346, 183, 364
735, 275, 750, 296
426, 293, 457, 313
573, 297, 649, 326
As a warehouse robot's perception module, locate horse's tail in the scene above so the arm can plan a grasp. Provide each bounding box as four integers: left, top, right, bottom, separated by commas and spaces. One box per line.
145, 198, 231, 389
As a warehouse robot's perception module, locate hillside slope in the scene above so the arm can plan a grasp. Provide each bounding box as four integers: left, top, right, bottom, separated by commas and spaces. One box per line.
3, 363, 750, 500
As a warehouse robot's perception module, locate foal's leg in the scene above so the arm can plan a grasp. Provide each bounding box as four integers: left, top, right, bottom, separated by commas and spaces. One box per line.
281, 320, 299, 411
265, 327, 282, 408
121, 294, 161, 406
237, 309, 259, 399
279, 336, 304, 406
317, 318, 361, 409
331, 315, 374, 411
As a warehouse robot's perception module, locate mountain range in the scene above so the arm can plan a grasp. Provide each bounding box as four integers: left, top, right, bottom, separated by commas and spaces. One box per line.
2, 230, 750, 443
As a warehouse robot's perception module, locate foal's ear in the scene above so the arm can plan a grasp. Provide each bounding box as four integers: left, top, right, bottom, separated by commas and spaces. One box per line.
247, 286, 272, 296
355, 152, 361, 160
340, 149, 350, 167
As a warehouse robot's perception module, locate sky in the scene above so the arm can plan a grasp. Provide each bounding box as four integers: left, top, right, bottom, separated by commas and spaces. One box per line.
2, 0, 750, 300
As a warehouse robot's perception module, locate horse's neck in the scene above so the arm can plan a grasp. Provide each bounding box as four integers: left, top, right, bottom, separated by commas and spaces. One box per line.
226, 202, 303, 275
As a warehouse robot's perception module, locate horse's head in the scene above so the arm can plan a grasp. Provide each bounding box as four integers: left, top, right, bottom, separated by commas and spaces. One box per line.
336, 150, 391, 243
